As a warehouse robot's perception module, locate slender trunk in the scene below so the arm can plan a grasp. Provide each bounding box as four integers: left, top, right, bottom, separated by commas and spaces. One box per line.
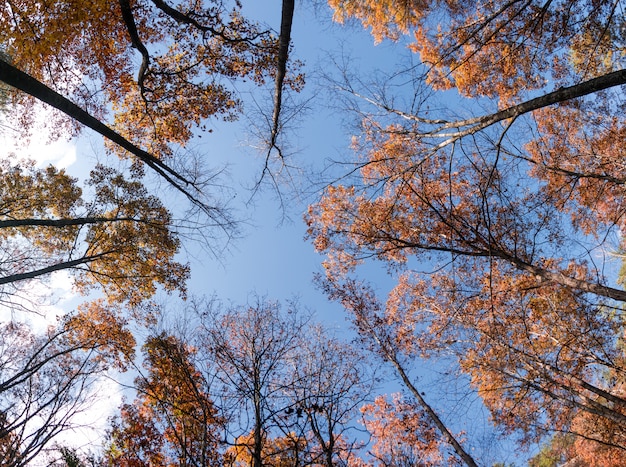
253, 367, 263, 467
0, 217, 148, 228
423, 69, 626, 139
386, 351, 479, 467
270, 0, 295, 147
362, 318, 479, 467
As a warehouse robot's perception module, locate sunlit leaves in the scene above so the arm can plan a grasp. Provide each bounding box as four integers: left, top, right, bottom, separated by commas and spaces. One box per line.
60, 300, 136, 371
226, 431, 308, 467
1, 0, 286, 158
329, 0, 626, 104
105, 333, 222, 467
76, 165, 189, 307
0, 160, 187, 309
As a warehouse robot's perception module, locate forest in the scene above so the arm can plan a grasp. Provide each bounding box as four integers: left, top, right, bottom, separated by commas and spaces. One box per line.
0, 0, 626, 465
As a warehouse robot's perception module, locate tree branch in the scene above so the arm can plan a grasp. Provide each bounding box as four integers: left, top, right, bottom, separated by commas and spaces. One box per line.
118, 0, 151, 96
0, 252, 110, 286
0, 216, 158, 229
0, 57, 213, 213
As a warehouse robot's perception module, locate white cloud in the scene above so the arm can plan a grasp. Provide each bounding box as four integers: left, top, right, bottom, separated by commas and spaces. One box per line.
2, 134, 77, 169
0, 107, 77, 169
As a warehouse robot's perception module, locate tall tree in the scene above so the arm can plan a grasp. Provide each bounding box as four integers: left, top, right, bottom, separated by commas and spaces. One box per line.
104, 333, 223, 467
0, 1, 306, 463
0, 158, 188, 461
104, 297, 373, 467
199, 298, 310, 467
308, 0, 626, 462
0, 160, 187, 306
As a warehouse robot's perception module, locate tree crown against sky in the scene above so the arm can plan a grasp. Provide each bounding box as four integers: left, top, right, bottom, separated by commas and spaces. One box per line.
307, 0, 626, 464
0, 1, 300, 464
0, 0, 300, 156
2, 0, 626, 465
102, 297, 373, 467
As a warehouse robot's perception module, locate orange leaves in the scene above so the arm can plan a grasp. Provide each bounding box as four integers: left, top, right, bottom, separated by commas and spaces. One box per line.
226, 431, 307, 467
317, 0, 626, 459
329, 0, 427, 44
527, 106, 626, 237
307, 64, 626, 454
106, 333, 223, 466
570, 400, 626, 466
330, 0, 624, 106
361, 393, 449, 466
60, 299, 136, 371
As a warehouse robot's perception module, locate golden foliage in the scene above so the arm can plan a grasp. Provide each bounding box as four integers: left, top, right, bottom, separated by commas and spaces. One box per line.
1, 0, 287, 158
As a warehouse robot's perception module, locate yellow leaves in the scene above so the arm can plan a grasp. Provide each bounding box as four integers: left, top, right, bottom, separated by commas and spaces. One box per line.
70, 166, 189, 307
570, 22, 624, 78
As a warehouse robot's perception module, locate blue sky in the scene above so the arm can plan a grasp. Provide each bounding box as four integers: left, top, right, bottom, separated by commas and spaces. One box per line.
177, 3, 404, 325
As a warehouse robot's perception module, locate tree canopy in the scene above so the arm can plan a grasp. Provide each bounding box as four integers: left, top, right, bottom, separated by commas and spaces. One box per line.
306, 0, 626, 464
2, 0, 626, 465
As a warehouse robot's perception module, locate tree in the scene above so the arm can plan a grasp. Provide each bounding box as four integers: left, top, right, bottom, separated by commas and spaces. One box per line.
198, 297, 310, 467
0, 160, 187, 307
307, 0, 626, 462
0, 0, 305, 199
104, 333, 223, 467
0, 57, 212, 210
285, 325, 373, 467
225, 431, 308, 467
0, 300, 135, 466
114, 297, 371, 467
328, 0, 626, 102
0, 0, 291, 158
0, 1, 301, 464
0, 157, 191, 461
